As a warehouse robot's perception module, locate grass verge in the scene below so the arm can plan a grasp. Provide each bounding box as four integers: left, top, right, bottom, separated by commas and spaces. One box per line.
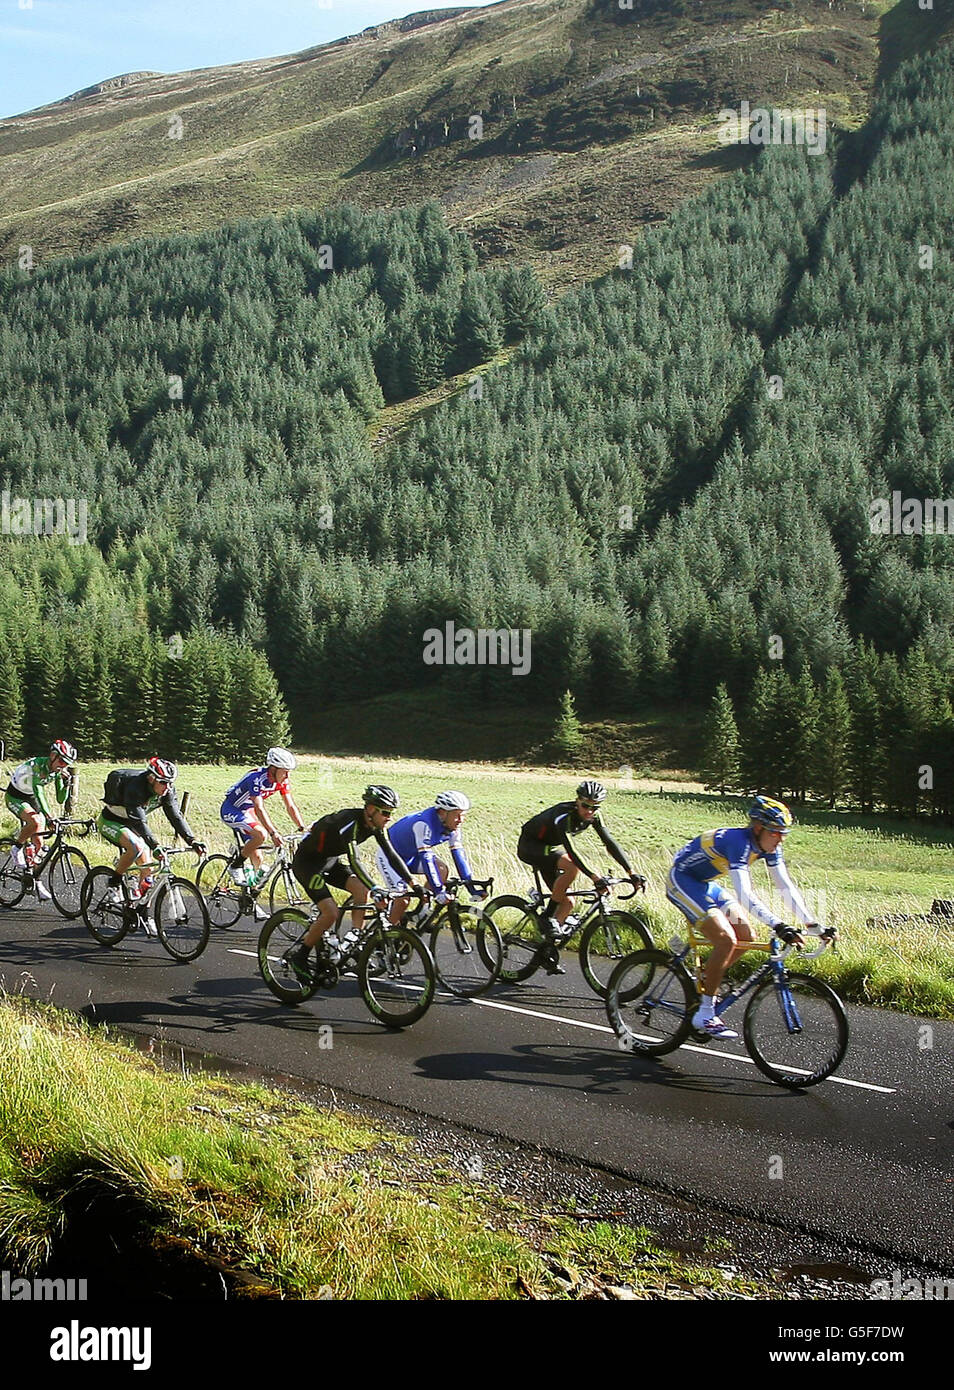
0, 992, 787, 1301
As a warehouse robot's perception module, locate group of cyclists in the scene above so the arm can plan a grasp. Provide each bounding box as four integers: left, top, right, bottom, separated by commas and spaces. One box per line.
2, 740, 829, 1040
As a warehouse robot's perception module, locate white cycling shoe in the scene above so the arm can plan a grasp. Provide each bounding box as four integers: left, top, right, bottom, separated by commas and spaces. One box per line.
691, 1010, 738, 1040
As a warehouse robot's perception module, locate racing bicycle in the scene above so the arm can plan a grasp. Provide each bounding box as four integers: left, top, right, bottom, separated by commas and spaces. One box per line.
196, 831, 307, 927
80, 848, 210, 962
0, 818, 95, 918
402, 877, 502, 997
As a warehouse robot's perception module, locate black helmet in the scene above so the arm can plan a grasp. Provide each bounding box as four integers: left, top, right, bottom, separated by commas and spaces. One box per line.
363, 785, 399, 811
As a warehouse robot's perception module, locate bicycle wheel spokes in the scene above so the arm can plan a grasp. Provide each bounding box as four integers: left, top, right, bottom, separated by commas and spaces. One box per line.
268, 865, 306, 913
429, 906, 502, 998
154, 879, 210, 962
196, 855, 243, 928
47, 846, 91, 919
0, 840, 28, 908
484, 895, 546, 982
743, 972, 849, 1088
257, 909, 317, 1005
359, 927, 435, 1027
606, 949, 695, 1056
80, 865, 131, 946
579, 910, 654, 997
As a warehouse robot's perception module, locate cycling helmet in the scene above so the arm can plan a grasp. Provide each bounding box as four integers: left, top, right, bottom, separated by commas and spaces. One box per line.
576, 780, 607, 804
266, 747, 297, 770
50, 739, 77, 766
748, 795, 792, 834
363, 785, 399, 811
434, 791, 471, 811
148, 756, 177, 784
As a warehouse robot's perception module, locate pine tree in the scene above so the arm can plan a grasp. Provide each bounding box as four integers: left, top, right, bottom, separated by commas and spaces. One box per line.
699, 683, 741, 796
552, 690, 584, 758
812, 669, 851, 809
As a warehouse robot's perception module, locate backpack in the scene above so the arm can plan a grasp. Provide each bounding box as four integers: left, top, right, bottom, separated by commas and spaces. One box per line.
103, 768, 141, 806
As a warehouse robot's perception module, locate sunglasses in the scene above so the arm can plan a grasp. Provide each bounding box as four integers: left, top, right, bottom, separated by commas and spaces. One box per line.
579, 800, 600, 810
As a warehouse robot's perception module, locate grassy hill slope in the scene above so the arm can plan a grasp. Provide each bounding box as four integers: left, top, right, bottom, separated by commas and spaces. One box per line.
0, 0, 889, 288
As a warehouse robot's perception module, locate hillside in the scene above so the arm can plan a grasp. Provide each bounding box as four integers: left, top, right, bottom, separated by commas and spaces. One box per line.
0, 0, 904, 289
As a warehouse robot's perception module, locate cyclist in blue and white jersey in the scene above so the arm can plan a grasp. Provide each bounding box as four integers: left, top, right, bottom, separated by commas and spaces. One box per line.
376, 791, 486, 923
220, 748, 305, 885
667, 796, 823, 1039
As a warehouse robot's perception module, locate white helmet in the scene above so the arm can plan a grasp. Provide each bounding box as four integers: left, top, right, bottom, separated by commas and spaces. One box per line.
266, 747, 297, 771
434, 791, 470, 811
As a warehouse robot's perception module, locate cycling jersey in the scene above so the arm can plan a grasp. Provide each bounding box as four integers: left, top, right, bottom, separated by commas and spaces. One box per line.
100, 769, 197, 853
669, 827, 811, 928
518, 802, 633, 879
221, 768, 287, 818
295, 808, 412, 891
6, 756, 72, 818
386, 807, 475, 891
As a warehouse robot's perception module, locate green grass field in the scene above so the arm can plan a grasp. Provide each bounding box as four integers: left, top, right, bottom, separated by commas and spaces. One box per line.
12, 753, 953, 1018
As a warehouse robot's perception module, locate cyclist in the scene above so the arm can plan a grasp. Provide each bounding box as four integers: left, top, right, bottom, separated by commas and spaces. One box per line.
517, 780, 647, 950
220, 748, 306, 886
98, 757, 206, 901
4, 739, 78, 901
286, 785, 414, 973
378, 790, 486, 924
667, 795, 821, 1039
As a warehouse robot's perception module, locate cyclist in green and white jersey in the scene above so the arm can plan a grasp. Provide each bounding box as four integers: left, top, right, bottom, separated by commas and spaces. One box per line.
4, 739, 78, 900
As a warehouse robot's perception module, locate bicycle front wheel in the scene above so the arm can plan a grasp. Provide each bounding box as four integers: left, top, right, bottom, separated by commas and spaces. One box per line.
358, 927, 435, 1027
606, 950, 695, 1057
429, 905, 503, 997
47, 846, 91, 919
196, 855, 243, 928
0, 840, 27, 908
579, 910, 654, 998
258, 909, 318, 1005
483, 895, 546, 982
743, 972, 849, 1089
80, 866, 131, 946
154, 879, 210, 962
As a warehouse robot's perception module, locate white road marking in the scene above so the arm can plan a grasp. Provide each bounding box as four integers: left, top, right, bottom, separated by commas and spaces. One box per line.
230, 948, 896, 1093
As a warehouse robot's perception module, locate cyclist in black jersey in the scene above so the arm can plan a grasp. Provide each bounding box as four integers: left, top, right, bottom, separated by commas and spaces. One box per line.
286, 785, 413, 972
518, 779, 646, 940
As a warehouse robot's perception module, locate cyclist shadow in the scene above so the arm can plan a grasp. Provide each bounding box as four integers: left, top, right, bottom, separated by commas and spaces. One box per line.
0, 926, 179, 970
414, 1042, 798, 1099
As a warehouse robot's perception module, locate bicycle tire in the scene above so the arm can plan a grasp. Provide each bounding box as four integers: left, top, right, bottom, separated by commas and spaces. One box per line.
606, 949, 695, 1057
743, 971, 849, 1089
154, 878, 210, 962
46, 845, 91, 919
0, 839, 28, 908
358, 926, 435, 1027
268, 863, 307, 914
257, 909, 319, 1005
579, 910, 654, 998
80, 865, 132, 946
483, 894, 547, 982
428, 904, 503, 998
196, 854, 244, 928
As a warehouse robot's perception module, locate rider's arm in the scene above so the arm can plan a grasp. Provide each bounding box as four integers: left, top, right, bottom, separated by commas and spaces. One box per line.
280, 788, 306, 831
767, 857, 814, 926
251, 794, 280, 839
728, 864, 781, 928
593, 816, 633, 874
450, 842, 476, 890
160, 788, 198, 847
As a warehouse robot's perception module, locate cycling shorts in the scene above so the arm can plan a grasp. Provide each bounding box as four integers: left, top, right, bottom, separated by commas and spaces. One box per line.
221, 805, 261, 840
5, 789, 41, 818
666, 868, 738, 925
375, 846, 424, 892
97, 811, 148, 856
292, 850, 352, 905
517, 835, 564, 889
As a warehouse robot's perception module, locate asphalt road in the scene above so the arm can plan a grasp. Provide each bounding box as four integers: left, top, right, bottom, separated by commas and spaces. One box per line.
2, 895, 952, 1273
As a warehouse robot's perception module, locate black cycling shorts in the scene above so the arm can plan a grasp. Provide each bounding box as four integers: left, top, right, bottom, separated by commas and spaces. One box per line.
292, 850, 353, 904
517, 835, 564, 889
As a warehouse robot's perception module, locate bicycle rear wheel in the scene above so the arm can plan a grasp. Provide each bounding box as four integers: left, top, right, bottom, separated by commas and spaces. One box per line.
0, 840, 27, 908
196, 855, 244, 928
47, 845, 91, 919
483, 895, 546, 982
358, 927, 435, 1027
258, 910, 318, 1005
80, 866, 132, 946
743, 972, 849, 1089
579, 910, 654, 998
429, 905, 503, 997
606, 950, 695, 1056
155, 878, 210, 962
